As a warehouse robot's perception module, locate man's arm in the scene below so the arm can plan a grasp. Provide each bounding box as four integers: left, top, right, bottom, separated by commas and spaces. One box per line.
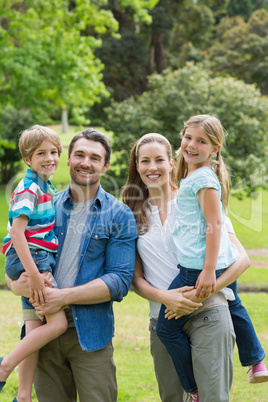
32, 206, 137, 316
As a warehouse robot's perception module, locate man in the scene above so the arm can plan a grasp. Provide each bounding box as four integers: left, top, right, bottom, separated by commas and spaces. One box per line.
7, 129, 137, 402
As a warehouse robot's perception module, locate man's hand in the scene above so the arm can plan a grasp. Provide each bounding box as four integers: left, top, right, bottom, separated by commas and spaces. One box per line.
30, 287, 65, 315
5, 272, 30, 297
6, 271, 53, 299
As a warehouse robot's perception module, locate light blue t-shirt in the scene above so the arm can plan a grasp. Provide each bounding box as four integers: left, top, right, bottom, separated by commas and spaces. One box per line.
173, 167, 239, 270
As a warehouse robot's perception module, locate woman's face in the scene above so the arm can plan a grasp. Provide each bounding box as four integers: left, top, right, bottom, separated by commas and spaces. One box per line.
136, 142, 173, 190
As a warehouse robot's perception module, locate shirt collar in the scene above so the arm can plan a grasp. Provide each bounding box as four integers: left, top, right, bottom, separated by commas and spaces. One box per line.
62, 183, 104, 208
25, 169, 53, 193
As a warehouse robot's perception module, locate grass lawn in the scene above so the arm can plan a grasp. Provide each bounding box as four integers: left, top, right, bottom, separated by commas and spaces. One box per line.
0, 290, 267, 401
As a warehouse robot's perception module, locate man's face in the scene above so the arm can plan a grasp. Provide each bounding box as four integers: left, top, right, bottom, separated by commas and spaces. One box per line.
67, 138, 110, 187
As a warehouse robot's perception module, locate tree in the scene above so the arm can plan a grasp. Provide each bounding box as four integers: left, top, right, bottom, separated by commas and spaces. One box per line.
0, 106, 34, 183
208, 9, 268, 95
104, 63, 268, 196
0, 0, 156, 125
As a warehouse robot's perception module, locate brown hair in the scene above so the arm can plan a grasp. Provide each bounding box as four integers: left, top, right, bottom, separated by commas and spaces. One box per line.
19, 125, 62, 160
68, 128, 111, 165
122, 133, 176, 234
176, 114, 230, 210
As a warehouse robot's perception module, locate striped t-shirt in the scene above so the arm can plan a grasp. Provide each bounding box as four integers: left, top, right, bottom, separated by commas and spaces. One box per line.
2, 169, 58, 255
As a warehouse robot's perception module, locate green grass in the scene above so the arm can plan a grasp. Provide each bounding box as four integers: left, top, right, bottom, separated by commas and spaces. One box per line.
0, 290, 267, 401
229, 189, 268, 249
237, 267, 268, 290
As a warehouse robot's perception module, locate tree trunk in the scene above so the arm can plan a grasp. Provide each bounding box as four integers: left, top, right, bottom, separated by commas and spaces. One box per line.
61, 109, 68, 133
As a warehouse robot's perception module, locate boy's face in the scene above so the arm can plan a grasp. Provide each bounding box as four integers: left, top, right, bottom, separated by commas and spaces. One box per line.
24, 139, 59, 182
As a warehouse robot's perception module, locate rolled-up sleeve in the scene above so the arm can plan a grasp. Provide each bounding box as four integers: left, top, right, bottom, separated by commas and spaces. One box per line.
101, 207, 137, 301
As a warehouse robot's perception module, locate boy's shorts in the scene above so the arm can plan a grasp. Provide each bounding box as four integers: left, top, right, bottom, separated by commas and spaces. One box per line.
5, 248, 58, 321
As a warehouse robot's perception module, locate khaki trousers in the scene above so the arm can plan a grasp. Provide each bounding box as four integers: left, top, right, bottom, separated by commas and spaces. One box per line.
150, 305, 235, 402
34, 327, 117, 402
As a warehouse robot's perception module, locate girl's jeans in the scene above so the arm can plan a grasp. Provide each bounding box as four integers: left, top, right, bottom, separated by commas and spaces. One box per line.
156, 265, 265, 393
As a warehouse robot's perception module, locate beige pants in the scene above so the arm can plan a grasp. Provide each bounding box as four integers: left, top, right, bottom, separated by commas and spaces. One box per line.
150, 305, 235, 402
34, 327, 117, 402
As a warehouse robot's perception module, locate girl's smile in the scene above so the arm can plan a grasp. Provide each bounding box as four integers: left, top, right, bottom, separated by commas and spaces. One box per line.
181, 126, 220, 174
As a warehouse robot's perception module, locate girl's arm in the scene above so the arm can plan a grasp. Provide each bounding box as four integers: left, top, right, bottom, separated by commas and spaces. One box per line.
132, 252, 202, 316
195, 187, 222, 298
11, 216, 51, 304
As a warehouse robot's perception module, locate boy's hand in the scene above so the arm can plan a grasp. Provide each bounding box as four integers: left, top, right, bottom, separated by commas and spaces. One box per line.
195, 270, 216, 299
28, 272, 48, 305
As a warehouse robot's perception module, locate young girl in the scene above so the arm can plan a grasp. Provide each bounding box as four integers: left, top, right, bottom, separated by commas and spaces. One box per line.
1, 125, 68, 402
155, 115, 268, 401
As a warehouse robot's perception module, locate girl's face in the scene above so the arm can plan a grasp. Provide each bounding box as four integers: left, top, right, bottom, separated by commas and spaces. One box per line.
181, 126, 220, 173
136, 142, 173, 190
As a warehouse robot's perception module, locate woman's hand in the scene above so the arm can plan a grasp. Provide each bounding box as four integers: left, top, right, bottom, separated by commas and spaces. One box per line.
160, 286, 202, 319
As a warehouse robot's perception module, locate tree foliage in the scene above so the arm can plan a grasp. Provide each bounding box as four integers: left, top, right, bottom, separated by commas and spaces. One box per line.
0, 0, 156, 124
208, 9, 268, 95
0, 106, 34, 183
105, 63, 268, 196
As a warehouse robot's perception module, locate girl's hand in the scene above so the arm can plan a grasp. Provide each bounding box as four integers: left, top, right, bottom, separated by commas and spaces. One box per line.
28, 272, 48, 305
195, 270, 216, 299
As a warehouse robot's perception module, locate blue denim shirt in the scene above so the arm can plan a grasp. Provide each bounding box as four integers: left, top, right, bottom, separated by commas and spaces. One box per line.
53, 184, 137, 352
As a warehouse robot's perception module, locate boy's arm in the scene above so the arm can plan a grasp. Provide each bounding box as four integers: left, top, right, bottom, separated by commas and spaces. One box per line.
11, 216, 50, 304
196, 188, 221, 298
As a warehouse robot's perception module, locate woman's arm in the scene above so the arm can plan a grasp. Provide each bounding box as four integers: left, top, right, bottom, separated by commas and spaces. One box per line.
132, 252, 202, 316
165, 232, 250, 318
214, 232, 250, 292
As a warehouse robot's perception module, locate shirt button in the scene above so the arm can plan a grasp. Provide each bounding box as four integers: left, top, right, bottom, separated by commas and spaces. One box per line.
95, 235, 98, 238
75, 317, 78, 320
67, 213, 70, 216
81, 254, 83, 257
204, 316, 208, 321
93, 215, 96, 218
61, 232, 63, 235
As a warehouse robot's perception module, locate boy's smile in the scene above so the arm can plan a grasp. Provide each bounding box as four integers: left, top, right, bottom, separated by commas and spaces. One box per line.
24, 139, 59, 182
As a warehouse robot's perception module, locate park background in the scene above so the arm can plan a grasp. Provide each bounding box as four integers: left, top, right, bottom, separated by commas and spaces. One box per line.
0, 1, 268, 401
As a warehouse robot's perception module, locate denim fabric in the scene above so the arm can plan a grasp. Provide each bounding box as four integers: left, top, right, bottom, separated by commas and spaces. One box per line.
5, 248, 57, 311
53, 184, 137, 352
227, 281, 265, 366
156, 266, 225, 393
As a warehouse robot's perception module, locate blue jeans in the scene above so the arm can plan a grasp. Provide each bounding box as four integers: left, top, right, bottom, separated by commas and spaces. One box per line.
5, 247, 57, 312
156, 265, 265, 392
227, 280, 265, 366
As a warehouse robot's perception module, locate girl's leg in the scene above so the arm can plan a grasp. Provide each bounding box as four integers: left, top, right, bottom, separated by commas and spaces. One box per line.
227, 281, 265, 366
0, 310, 68, 383
17, 321, 41, 402
156, 267, 200, 393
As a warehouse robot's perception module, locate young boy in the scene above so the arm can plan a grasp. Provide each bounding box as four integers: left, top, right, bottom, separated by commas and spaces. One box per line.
1, 125, 68, 401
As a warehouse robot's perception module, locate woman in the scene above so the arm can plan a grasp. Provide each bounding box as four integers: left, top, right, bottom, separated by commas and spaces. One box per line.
122, 133, 254, 402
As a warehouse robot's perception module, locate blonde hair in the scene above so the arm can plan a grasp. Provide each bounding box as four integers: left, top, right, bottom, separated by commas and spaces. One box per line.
19, 125, 62, 161
176, 114, 230, 211
122, 133, 176, 235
